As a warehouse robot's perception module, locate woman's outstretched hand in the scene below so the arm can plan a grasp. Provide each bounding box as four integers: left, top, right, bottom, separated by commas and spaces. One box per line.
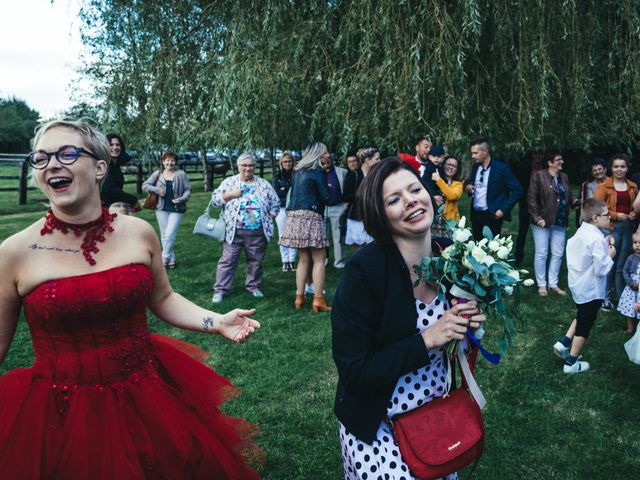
421, 301, 486, 350
217, 308, 260, 343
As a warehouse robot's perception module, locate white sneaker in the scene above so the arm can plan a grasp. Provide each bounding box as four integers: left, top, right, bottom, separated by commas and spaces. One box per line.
250, 289, 264, 298
553, 341, 569, 360
563, 360, 590, 374
212, 293, 224, 304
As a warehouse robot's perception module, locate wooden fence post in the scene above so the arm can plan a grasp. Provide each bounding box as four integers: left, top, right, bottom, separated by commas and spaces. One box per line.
18, 158, 29, 205
206, 164, 214, 192
136, 164, 143, 194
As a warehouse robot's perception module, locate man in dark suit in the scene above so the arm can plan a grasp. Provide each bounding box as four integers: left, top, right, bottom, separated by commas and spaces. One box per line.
465, 139, 523, 240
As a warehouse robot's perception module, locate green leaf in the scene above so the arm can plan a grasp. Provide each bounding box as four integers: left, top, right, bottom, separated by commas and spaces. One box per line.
473, 282, 487, 297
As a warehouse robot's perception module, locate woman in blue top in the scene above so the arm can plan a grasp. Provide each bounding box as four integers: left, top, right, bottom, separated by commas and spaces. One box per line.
142, 151, 191, 269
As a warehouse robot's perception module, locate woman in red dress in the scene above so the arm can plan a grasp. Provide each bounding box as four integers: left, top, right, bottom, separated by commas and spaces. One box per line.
0, 120, 261, 479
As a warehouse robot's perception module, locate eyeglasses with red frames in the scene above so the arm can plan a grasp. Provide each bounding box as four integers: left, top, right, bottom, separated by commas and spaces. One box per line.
28, 145, 100, 169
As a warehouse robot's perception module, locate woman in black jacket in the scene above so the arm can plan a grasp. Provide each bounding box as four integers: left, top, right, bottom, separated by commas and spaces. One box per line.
101, 133, 140, 210
331, 157, 485, 480
279, 142, 331, 312
272, 152, 297, 272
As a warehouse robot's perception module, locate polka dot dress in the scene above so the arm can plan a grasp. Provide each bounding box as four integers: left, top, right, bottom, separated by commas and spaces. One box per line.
338, 297, 457, 480
617, 262, 640, 318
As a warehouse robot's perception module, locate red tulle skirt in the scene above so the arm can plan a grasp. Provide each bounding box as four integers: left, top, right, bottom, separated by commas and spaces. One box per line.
0, 335, 261, 479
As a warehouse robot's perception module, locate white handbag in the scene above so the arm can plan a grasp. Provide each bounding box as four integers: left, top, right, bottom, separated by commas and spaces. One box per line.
193, 199, 225, 241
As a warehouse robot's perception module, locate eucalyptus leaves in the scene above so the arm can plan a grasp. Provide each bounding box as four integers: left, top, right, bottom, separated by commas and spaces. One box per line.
415, 217, 533, 354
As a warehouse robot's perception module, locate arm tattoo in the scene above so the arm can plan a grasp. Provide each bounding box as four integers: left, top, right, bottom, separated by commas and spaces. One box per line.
202, 316, 215, 331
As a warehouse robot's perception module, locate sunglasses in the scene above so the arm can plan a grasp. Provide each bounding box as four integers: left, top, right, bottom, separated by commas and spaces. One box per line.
28, 145, 100, 169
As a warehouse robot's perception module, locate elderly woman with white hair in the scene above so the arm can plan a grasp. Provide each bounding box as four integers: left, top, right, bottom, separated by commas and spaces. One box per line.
211, 152, 280, 303
280, 142, 332, 313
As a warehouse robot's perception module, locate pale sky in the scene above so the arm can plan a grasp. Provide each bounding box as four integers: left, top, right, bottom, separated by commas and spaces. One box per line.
0, 0, 85, 118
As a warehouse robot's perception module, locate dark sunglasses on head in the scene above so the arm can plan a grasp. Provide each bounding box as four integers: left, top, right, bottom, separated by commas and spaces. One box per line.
28, 145, 100, 169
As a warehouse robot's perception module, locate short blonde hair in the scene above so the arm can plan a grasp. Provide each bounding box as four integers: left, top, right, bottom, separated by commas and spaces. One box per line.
33, 120, 110, 163
31, 119, 110, 189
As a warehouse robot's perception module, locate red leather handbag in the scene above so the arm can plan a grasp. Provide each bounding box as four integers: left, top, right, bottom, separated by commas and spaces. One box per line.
388, 347, 484, 479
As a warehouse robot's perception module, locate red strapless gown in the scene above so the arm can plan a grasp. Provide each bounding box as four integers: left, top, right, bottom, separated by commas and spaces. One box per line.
0, 264, 260, 479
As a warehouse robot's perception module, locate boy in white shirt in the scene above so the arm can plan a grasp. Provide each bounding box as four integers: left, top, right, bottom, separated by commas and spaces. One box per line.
553, 199, 616, 373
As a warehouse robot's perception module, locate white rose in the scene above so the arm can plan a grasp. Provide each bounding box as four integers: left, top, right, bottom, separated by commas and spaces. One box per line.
504, 285, 514, 295
523, 279, 535, 287
471, 246, 487, 263
458, 216, 466, 229
508, 270, 520, 281
482, 255, 495, 266
441, 245, 455, 260
497, 246, 510, 259
453, 228, 472, 243
488, 240, 500, 252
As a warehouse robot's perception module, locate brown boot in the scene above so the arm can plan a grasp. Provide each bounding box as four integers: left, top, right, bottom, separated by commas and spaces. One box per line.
294, 293, 305, 310
312, 295, 331, 313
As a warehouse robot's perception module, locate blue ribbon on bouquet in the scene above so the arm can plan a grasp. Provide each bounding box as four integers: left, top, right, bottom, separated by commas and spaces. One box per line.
466, 330, 501, 365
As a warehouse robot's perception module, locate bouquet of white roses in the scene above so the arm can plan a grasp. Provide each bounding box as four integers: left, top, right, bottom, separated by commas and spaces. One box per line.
415, 217, 534, 357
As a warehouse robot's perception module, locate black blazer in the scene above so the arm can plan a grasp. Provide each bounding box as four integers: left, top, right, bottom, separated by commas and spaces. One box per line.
331, 242, 432, 444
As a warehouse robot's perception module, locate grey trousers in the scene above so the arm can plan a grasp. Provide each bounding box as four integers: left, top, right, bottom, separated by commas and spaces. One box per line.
214, 228, 267, 295
325, 203, 346, 267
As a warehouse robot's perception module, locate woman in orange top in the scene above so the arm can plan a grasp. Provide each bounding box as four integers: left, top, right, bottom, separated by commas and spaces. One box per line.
594, 153, 638, 309
432, 155, 463, 221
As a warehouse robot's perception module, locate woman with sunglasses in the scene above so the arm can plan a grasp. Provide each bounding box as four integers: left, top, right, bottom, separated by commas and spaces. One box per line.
528, 149, 578, 296
0, 120, 261, 478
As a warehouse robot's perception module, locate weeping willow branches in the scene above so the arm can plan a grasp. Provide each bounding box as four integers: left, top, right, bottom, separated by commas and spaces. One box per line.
76, 0, 640, 157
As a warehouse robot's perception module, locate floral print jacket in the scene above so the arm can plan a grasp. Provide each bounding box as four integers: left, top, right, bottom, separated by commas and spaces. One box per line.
211, 174, 280, 243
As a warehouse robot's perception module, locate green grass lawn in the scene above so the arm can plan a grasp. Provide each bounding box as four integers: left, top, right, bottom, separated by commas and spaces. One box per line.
1, 185, 639, 479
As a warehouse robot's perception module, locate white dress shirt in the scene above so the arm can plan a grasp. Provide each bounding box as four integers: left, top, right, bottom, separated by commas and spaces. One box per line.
566, 222, 614, 304
473, 165, 491, 210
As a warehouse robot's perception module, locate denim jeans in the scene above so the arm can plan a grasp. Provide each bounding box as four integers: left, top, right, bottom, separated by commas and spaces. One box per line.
275, 209, 297, 263
607, 219, 633, 302
155, 210, 184, 263
531, 225, 566, 288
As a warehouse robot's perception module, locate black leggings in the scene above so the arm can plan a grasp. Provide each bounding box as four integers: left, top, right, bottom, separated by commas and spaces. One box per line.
575, 299, 603, 338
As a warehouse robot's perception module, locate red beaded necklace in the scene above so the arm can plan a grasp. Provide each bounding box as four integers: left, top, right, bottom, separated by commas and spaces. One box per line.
40, 207, 117, 265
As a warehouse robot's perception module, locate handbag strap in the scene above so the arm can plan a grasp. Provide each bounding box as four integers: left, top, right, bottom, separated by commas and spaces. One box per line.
456, 342, 486, 410
202, 196, 215, 215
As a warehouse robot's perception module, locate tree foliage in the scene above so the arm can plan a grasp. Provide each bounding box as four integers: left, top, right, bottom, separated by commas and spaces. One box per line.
0, 97, 40, 153
75, 0, 640, 158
